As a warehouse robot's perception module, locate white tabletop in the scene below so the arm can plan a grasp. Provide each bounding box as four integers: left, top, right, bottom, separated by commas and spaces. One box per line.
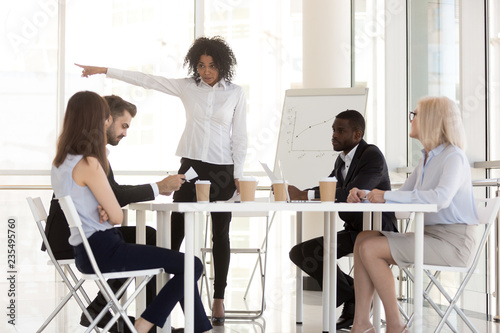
129, 200, 436, 213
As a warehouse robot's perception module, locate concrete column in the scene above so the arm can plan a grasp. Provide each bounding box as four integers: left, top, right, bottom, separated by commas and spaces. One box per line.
301, 2, 352, 287
303, 0, 351, 88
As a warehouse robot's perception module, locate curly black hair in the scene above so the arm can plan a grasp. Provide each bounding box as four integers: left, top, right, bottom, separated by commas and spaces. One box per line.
183, 36, 237, 83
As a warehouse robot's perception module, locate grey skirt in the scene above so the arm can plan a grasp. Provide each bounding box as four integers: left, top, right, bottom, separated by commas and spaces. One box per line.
380, 224, 477, 268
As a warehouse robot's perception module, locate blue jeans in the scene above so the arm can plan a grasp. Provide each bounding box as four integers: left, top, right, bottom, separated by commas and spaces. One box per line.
74, 228, 212, 332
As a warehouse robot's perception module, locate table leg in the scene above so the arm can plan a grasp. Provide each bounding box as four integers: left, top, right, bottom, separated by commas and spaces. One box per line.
328, 212, 337, 333
296, 212, 303, 324
414, 212, 424, 332
372, 212, 382, 332
322, 212, 330, 332
157, 211, 172, 333
184, 212, 195, 333
495, 194, 500, 322
136, 210, 147, 314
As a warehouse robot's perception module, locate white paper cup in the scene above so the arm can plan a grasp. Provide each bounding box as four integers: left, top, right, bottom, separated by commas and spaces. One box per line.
319, 177, 337, 202
272, 180, 288, 202
195, 180, 211, 203
239, 177, 257, 202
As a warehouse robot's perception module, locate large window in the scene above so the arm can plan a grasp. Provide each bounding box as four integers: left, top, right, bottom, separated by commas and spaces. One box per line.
408, 0, 460, 167
489, 0, 500, 165
1, 0, 59, 171
203, 0, 303, 174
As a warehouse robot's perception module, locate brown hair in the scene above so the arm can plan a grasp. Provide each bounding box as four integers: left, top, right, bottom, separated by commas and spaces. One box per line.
104, 95, 137, 118
53, 91, 110, 174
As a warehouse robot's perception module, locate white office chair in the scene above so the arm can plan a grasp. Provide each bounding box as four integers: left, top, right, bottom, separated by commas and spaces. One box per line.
26, 196, 96, 333
401, 197, 500, 333
200, 208, 271, 319
58, 195, 164, 333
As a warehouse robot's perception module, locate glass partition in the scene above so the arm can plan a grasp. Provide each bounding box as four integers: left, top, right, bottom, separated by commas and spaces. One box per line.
408, 0, 460, 167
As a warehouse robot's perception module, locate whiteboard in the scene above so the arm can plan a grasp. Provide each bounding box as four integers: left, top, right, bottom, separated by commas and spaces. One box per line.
273, 88, 368, 189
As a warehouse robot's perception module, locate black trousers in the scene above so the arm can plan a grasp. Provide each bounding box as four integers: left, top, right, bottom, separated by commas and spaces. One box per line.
289, 230, 357, 307
74, 228, 212, 332
88, 226, 157, 311
171, 158, 237, 299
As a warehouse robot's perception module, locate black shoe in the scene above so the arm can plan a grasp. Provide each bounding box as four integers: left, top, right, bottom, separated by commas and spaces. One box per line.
172, 328, 184, 333
336, 299, 355, 330
211, 303, 225, 326
80, 306, 135, 332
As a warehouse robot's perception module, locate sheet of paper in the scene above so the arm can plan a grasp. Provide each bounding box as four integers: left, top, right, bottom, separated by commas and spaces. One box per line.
184, 167, 198, 182
225, 191, 240, 203
277, 160, 291, 202
259, 161, 279, 182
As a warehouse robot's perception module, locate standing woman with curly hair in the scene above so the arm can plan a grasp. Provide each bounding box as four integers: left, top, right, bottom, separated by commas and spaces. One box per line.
76, 36, 247, 325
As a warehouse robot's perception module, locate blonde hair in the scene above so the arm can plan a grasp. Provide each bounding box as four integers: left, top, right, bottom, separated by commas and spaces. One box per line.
415, 96, 466, 151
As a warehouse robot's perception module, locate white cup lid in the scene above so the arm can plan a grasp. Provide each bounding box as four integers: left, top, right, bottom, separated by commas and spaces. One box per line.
320, 177, 337, 182
195, 180, 211, 184
239, 177, 256, 182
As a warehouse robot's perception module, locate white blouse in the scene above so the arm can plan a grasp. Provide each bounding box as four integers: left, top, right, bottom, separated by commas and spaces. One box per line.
107, 68, 248, 178
384, 144, 478, 226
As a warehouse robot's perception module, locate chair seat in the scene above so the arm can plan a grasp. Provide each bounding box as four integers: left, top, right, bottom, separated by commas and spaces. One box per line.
422, 264, 469, 273
82, 268, 165, 281
201, 247, 264, 254
52, 259, 75, 266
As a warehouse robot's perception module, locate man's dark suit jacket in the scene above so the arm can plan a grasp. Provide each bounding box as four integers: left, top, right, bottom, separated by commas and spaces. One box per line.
307, 139, 397, 234
43, 164, 155, 259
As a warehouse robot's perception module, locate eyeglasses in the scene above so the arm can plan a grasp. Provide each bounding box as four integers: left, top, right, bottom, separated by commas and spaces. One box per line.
409, 111, 417, 121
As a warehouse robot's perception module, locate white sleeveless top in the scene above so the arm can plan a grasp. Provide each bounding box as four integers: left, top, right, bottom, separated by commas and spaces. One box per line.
51, 154, 113, 246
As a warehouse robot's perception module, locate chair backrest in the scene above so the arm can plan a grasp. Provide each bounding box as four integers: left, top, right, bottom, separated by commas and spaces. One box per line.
465, 197, 500, 269
27, 197, 48, 223
476, 197, 500, 226
58, 196, 105, 279
27, 196, 53, 253
58, 196, 82, 228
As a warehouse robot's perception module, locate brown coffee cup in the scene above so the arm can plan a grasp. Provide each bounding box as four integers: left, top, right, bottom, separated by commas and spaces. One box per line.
195, 180, 211, 203
319, 177, 337, 202
272, 180, 288, 202
239, 177, 257, 202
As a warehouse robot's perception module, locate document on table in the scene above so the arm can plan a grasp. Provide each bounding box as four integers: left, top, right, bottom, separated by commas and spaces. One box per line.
260, 161, 279, 182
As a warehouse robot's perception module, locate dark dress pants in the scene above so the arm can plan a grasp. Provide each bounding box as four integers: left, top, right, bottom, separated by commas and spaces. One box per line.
91, 226, 157, 312
171, 158, 236, 300
74, 228, 212, 332
289, 230, 357, 307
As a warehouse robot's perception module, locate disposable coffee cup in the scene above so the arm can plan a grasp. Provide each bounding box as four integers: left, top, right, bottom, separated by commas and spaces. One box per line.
319, 177, 337, 202
239, 177, 257, 202
195, 180, 211, 203
272, 180, 288, 202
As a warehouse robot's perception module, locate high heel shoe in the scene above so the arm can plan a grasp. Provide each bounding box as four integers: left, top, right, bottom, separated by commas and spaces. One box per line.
363, 327, 375, 333
401, 325, 409, 333
211, 304, 225, 326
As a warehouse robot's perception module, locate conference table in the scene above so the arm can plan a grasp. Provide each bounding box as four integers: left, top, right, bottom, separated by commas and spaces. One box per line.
128, 200, 436, 333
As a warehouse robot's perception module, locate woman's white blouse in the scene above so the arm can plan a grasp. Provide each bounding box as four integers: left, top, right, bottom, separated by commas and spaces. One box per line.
107, 68, 247, 178
384, 144, 478, 225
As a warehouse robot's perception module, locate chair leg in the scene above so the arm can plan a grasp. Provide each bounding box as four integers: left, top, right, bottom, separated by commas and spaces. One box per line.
427, 272, 479, 333
200, 249, 213, 311
403, 268, 463, 333
38, 266, 97, 333
243, 214, 274, 298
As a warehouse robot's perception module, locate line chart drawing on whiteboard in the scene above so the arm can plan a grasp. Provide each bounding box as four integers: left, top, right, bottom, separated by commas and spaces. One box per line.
274, 88, 368, 188
289, 106, 338, 152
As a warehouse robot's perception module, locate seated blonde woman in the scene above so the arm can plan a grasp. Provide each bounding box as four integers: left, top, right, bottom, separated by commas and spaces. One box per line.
347, 96, 478, 333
